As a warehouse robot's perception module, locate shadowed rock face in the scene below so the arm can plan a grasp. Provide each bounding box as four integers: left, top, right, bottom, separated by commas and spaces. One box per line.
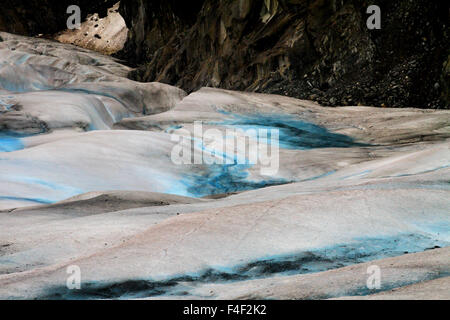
1, 1, 447, 108
118, 0, 205, 66
118, 0, 449, 109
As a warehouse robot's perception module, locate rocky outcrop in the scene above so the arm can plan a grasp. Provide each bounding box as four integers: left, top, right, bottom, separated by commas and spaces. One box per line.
54, 3, 128, 55
119, 0, 449, 108
0, 0, 116, 36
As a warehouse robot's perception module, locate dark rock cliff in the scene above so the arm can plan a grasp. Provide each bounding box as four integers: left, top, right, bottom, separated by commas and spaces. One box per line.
0, 0, 448, 108
118, 0, 449, 108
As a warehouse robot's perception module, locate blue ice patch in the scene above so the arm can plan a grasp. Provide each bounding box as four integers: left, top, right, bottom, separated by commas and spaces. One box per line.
214, 113, 367, 150
0, 133, 25, 152
38, 232, 449, 300
170, 113, 363, 197
178, 163, 290, 197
